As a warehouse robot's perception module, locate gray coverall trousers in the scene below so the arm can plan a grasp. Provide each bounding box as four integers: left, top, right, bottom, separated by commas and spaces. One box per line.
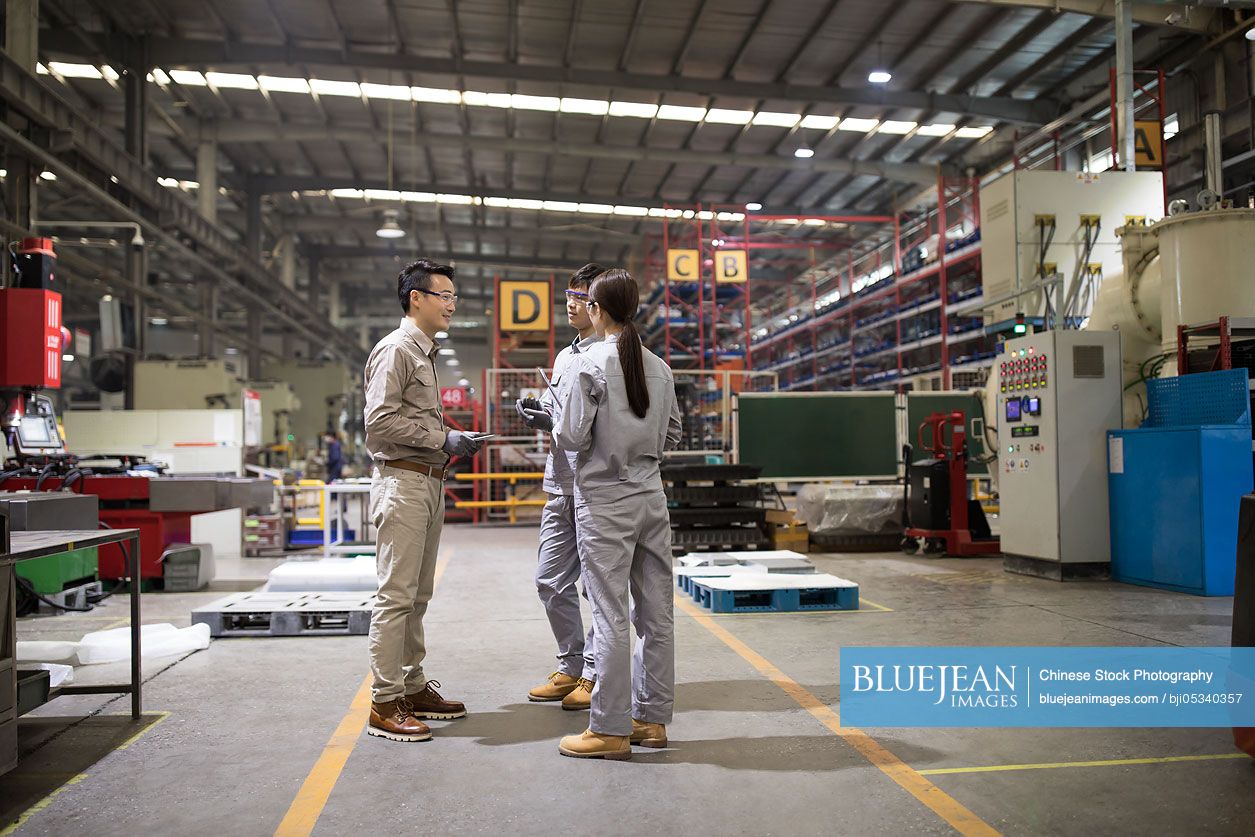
575, 490, 675, 737
536, 495, 596, 679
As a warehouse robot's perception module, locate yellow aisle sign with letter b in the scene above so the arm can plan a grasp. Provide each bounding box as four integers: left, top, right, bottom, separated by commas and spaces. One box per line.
716, 250, 748, 284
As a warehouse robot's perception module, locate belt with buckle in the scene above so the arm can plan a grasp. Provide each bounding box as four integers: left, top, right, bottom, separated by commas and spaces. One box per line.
383, 459, 448, 480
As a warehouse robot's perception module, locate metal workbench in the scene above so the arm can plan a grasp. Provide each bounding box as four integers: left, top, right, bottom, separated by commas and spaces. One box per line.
2, 528, 142, 777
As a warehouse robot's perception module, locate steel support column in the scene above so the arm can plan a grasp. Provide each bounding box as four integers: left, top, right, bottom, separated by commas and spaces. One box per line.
196, 139, 218, 223
1114, 0, 1136, 171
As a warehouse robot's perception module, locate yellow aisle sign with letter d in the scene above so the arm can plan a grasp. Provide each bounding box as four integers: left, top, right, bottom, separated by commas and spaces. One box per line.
499, 280, 551, 331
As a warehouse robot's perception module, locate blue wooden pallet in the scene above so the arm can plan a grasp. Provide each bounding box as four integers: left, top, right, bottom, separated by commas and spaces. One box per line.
690, 580, 859, 614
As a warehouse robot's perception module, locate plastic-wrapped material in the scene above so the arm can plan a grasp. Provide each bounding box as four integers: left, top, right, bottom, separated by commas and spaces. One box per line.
795, 484, 902, 535
76, 623, 211, 665
16, 641, 79, 663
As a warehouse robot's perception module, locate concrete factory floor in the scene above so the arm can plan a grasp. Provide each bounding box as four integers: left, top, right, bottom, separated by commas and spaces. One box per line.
4, 526, 1254, 836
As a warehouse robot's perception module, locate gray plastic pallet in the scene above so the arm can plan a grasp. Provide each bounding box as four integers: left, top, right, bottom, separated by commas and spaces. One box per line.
191, 592, 375, 637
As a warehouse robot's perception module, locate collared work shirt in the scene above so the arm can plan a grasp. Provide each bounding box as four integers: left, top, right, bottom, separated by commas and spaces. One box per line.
541, 333, 602, 496
552, 334, 683, 505
363, 317, 448, 468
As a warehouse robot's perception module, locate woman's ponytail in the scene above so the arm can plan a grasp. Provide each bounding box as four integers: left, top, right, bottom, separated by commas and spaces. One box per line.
590, 269, 650, 419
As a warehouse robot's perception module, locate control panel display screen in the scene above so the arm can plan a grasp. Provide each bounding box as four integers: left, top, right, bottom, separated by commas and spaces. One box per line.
1025, 396, 1041, 416
1011, 425, 1040, 437
1005, 398, 1021, 422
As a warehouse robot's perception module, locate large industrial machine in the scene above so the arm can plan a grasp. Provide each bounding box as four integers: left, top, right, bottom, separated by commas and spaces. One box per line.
2, 238, 272, 587
995, 330, 1122, 579
901, 410, 998, 557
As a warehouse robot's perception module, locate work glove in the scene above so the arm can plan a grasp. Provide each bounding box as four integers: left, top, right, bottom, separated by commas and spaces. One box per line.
515, 397, 553, 432
442, 430, 484, 458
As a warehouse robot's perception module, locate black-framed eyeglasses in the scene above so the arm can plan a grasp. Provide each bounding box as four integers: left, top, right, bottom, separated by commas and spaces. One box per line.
417, 289, 459, 305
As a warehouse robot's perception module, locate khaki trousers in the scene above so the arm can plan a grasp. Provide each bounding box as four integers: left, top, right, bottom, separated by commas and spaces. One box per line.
368, 464, 444, 703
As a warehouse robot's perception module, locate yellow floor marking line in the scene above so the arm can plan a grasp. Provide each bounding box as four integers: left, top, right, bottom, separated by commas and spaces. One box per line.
0, 774, 88, 837
918, 752, 1252, 776
113, 711, 172, 750
675, 594, 999, 837
1, 711, 170, 834
274, 551, 452, 837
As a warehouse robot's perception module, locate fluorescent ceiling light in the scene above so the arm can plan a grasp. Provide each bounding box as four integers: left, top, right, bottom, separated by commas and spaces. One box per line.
955, 126, 993, 139
158, 176, 179, 187
329, 188, 365, 198
102, 66, 120, 82
438, 348, 456, 356
543, 200, 580, 213
803, 219, 827, 226
62, 354, 75, 362
716, 212, 745, 221
360, 82, 412, 101
657, 104, 707, 122
445, 359, 459, 367
512, 93, 560, 111
794, 148, 815, 158
39, 171, 57, 181
838, 117, 879, 132
614, 205, 650, 216
411, 86, 462, 104
309, 79, 361, 97
169, 70, 207, 86
48, 62, 103, 79
150, 68, 172, 85
206, 71, 258, 90
799, 114, 839, 131
457, 378, 470, 386
697, 210, 715, 220
508, 198, 544, 210
436, 193, 474, 204
435, 331, 449, 339
149, 317, 169, 326
878, 120, 917, 134
746, 202, 762, 211
561, 97, 610, 115
609, 101, 659, 118
752, 111, 801, 128
462, 91, 512, 108
258, 75, 310, 94
578, 203, 615, 214
36, 63, 48, 74
401, 191, 437, 202
705, 108, 754, 125
364, 189, 402, 201
916, 123, 955, 137
868, 70, 892, 84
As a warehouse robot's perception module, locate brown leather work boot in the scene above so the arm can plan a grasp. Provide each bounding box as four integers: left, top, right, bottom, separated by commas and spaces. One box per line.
630, 718, 668, 748
559, 728, 631, 760
367, 700, 432, 742
402, 679, 467, 720
561, 677, 594, 711
529, 672, 580, 702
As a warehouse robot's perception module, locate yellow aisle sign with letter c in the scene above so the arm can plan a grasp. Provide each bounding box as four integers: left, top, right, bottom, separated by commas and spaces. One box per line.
667, 249, 699, 282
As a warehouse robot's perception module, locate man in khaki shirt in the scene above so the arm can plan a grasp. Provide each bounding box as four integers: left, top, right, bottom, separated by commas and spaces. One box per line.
363, 258, 485, 743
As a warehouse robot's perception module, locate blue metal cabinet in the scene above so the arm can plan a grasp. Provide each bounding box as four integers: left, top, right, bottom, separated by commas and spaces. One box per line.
1108, 426, 1253, 596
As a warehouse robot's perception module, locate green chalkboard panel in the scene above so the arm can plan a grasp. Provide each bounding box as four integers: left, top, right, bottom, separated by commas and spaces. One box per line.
736, 393, 898, 479
904, 392, 990, 475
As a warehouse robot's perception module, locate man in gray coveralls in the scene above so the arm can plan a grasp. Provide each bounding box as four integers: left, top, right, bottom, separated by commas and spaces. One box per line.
517, 263, 606, 710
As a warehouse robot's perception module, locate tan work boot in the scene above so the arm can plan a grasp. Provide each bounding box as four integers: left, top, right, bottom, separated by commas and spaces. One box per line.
558, 728, 631, 760
402, 679, 467, 720
561, 677, 595, 711
529, 672, 580, 702
367, 700, 432, 742
630, 718, 668, 748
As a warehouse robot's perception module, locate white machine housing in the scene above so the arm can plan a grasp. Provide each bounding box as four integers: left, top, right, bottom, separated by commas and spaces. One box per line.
134, 359, 244, 410
980, 170, 1164, 323
996, 331, 1122, 570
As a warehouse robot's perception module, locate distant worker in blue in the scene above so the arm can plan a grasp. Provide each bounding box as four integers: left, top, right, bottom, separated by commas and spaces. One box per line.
517, 263, 606, 711
323, 431, 344, 482
547, 268, 682, 760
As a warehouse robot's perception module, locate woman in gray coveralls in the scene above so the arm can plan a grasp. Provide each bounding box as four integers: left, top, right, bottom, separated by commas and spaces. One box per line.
551, 268, 682, 760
